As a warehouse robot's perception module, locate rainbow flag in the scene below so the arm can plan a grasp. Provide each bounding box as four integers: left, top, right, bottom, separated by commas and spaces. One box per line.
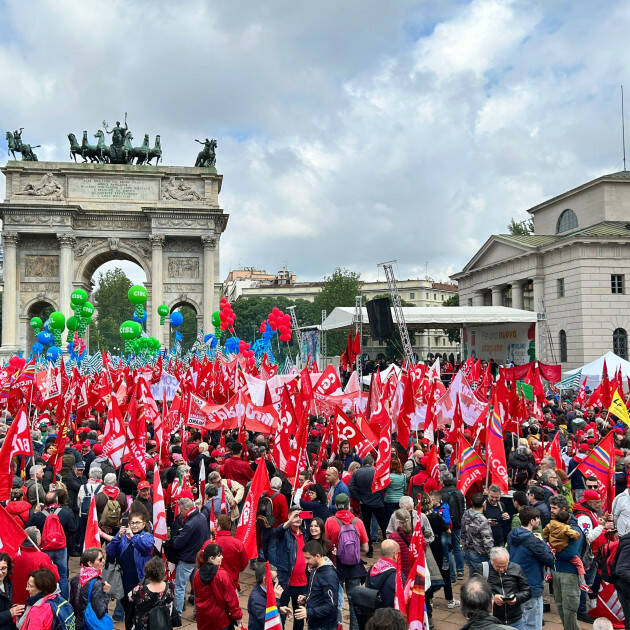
264, 561, 282, 630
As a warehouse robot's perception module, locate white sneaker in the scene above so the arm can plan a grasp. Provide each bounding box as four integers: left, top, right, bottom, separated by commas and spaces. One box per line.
448, 600, 461, 609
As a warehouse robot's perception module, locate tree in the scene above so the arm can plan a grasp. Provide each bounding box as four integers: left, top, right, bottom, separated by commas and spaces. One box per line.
313, 268, 362, 355
170, 304, 198, 352
442, 293, 460, 343
88, 268, 133, 353
507, 218, 534, 235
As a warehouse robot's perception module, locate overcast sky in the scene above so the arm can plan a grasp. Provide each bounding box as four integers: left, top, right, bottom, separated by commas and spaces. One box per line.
1, 0, 628, 286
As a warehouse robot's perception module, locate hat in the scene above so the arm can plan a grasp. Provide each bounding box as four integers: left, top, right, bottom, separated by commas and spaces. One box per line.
582, 489, 601, 502
615, 449, 625, 457
614, 428, 625, 435
75, 461, 86, 470
335, 492, 349, 507
545, 422, 555, 430
178, 490, 194, 501
148, 440, 157, 447
578, 443, 589, 452
211, 449, 224, 457
172, 453, 184, 462
93, 444, 103, 455
124, 464, 137, 474
137, 480, 150, 490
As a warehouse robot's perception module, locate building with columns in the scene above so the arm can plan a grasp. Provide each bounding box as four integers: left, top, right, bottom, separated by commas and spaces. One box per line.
0, 160, 227, 358
452, 170, 630, 369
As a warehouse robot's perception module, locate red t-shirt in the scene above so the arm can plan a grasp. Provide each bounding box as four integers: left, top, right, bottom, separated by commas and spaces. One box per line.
289, 529, 308, 587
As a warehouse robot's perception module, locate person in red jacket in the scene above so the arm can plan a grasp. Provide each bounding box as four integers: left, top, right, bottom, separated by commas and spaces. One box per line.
193, 543, 243, 630
5, 488, 31, 526
10, 527, 60, 605
267, 478, 289, 526
219, 442, 254, 486
202, 515, 248, 590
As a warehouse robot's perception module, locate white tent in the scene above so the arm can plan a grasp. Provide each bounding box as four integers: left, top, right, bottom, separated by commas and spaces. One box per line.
361, 363, 401, 386
563, 351, 630, 388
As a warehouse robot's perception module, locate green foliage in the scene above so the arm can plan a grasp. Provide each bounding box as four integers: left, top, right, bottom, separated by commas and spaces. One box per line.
313, 268, 362, 355
442, 293, 460, 343
88, 268, 133, 354
507, 218, 534, 235
171, 304, 198, 352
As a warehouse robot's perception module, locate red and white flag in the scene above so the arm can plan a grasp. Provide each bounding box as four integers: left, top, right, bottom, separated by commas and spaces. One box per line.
0, 504, 27, 555
236, 457, 271, 559
0, 405, 33, 501
372, 419, 392, 492
102, 396, 126, 468
83, 495, 101, 551
198, 458, 206, 502
152, 462, 168, 551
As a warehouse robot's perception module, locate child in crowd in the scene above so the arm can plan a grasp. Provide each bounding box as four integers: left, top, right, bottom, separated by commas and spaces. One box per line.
543, 509, 590, 592
430, 490, 452, 571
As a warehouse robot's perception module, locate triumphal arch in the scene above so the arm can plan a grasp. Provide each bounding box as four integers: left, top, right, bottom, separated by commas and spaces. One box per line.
0, 129, 228, 358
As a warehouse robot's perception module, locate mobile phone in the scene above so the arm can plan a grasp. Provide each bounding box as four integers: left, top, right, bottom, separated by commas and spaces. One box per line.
503, 594, 516, 601
120, 515, 129, 527
299, 511, 313, 519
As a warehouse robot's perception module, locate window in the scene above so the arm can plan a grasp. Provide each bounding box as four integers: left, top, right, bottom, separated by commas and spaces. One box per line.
434, 293, 437, 300
557, 278, 565, 298
614, 328, 628, 360
425, 292, 429, 299
435, 336, 439, 346
559, 330, 567, 362
612, 274, 625, 294
468, 298, 473, 306
442, 338, 446, 346
556, 209, 578, 233
410, 292, 415, 299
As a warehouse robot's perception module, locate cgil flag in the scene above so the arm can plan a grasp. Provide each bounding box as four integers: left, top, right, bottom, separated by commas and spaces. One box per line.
0, 504, 27, 555
236, 456, 271, 559
264, 561, 283, 630
83, 495, 101, 551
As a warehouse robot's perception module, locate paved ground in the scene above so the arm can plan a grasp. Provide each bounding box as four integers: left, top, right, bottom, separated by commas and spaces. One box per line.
68, 547, 593, 629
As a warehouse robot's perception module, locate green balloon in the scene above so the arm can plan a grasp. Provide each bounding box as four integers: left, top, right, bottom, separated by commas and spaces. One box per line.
48, 311, 65, 330
70, 289, 88, 305
66, 316, 79, 331
128, 285, 148, 305
149, 337, 161, 350
80, 302, 95, 317
157, 304, 169, 317
30, 317, 43, 330
212, 310, 221, 327
120, 320, 142, 340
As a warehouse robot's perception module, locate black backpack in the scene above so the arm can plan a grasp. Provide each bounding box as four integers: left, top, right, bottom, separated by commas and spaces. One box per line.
148, 605, 173, 630
509, 463, 531, 489
256, 491, 280, 528
349, 569, 396, 614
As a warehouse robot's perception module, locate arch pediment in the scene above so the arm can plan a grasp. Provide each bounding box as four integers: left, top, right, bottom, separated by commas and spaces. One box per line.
459, 235, 536, 274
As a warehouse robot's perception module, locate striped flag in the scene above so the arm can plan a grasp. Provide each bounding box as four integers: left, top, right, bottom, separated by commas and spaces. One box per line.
577, 431, 615, 510
264, 561, 282, 630
456, 434, 486, 496
558, 369, 582, 390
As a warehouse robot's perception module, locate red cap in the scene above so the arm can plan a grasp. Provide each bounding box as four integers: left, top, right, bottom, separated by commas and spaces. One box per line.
93, 444, 103, 455
124, 464, 137, 473
211, 449, 224, 457
582, 489, 601, 502
615, 449, 625, 457
545, 422, 555, 430
578, 443, 589, 452
615, 428, 625, 435
178, 490, 194, 501
148, 440, 157, 447
587, 437, 597, 445
137, 480, 150, 490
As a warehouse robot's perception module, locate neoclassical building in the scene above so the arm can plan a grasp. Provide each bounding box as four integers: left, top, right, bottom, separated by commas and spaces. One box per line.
0, 160, 228, 358
452, 171, 630, 370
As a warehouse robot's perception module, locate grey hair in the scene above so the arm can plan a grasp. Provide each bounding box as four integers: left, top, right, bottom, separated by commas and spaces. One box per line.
103, 473, 117, 485
399, 495, 414, 510
487, 484, 502, 494
89, 467, 103, 480
25, 526, 41, 544
440, 471, 455, 486
198, 442, 209, 454
208, 471, 221, 483
593, 618, 614, 630
363, 455, 374, 466
270, 477, 282, 490
541, 456, 556, 469
489, 547, 509, 563
540, 469, 556, 482
29, 464, 43, 478
179, 497, 194, 511
255, 562, 277, 584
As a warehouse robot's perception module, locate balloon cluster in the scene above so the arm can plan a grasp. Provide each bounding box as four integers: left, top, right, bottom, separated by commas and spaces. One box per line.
31, 315, 64, 362
128, 285, 148, 322
218, 297, 236, 332
157, 304, 169, 325
70, 289, 94, 338
267, 307, 292, 342
203, 333, 218, 348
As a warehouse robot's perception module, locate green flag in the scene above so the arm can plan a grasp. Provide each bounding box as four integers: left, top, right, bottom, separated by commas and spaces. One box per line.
517, 381, 533, 401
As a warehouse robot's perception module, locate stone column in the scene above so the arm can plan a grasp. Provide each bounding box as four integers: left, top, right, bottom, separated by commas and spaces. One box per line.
491, 286, 503, 306
532, 276, 544, 359
57, 233, 76, 315
202, 236, 217, 334
150, 235, 165, 344
1, 233, 19, 349
511, 282, 524, 310
472, 290, 485, 306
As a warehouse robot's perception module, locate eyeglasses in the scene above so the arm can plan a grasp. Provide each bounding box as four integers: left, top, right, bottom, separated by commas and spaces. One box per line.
586, 485, 598, 490
129, 520, 144, 526
96, 556, 104, 562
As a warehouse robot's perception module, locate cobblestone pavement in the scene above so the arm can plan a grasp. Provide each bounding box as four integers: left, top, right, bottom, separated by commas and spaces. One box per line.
68, 546, 593, 630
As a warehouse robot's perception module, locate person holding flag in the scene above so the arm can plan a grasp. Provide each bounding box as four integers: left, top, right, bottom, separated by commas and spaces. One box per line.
246, 562, 293, 630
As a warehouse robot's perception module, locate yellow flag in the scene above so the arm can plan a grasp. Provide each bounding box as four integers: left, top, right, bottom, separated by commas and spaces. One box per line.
609, 389, 630, 426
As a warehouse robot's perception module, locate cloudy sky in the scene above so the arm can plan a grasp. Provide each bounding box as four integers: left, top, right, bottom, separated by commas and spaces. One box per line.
1, 0, 628, 285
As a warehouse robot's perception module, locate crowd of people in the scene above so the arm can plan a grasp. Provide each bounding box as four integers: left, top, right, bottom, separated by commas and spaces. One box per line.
0, 358, 629, 630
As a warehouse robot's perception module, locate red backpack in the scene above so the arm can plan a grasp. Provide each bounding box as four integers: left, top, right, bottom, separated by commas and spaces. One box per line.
41, 508, 67, 551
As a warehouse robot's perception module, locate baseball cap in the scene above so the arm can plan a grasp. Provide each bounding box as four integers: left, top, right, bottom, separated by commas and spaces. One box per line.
335, 492, 349, 507
137, 480, 150, 490
178, 490, 194, 501
75, 461, 86, 470
582, 489, 601, 501
211, 449, 225, 457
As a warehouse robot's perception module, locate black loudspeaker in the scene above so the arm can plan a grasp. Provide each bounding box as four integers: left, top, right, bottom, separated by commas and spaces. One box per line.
366, 297, 395, 340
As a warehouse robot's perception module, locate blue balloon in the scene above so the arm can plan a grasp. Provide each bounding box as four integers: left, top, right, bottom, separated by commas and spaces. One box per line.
209, 336, 218, 348
224, 336, 240, 354
46, 347, 60, 362
32, 342, 44, 355
37, 331, 54, 346
133, 309, 148, 324
175, 331, 183, 341
204, 333, 213, 342
170, 312, 184, 328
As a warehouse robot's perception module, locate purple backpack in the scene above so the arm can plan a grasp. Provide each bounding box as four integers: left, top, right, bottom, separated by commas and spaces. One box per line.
335, 516, 361, 565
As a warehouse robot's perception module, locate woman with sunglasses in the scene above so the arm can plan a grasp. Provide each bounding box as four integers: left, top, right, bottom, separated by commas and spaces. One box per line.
69, 547, 112, 630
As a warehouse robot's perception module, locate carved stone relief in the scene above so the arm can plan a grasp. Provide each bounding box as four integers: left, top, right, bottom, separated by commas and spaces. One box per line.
163, 239, 199, 253
167, 257, 200, 278
24, 255, 59, 277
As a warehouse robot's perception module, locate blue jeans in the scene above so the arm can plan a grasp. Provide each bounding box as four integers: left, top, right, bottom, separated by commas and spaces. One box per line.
44, 548, 68, 599
517, 595, 543, 630
449, 528, 465, 580
174, 560, 196, 614
464, 549, 488, 577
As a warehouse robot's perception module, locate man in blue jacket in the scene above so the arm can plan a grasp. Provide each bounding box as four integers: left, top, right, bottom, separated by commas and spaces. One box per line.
508, 506, 555, 630
172, 495, 210, 623
247, 563, 293, 630
548, 495, 584, 630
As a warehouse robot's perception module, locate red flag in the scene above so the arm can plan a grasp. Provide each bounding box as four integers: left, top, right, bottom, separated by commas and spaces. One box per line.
485, 398, 509, 493
456, 434, 486, 496
405, 524, 428, 630
577, 432, 615, 510
545, 432, 564, 472
424, 444, 440, 482
394, 553, 407, 617
0, 504, 27, 555
397, 375, 414, 449
601, 360, 613, 409
126, 394, 147, 480
445, 394, 463, 447
83, 495, 100, 551
236, 457, 271, 559
152, 462, 168, 550
265, 561, 283, 630
209, 498, 217, 541
102, 396, 126, 468
198, 458, 207, 503
372, 419, 392, 492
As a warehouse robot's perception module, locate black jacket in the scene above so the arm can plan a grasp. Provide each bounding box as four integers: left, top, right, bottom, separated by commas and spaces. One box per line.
615, 532, 630, 583
69, 575, 110, 630
442, 484, 466, 529
460, 613, 517, 630
0, 577, 15, 630
473, 562, 531, 625
348, 465, 384, 508
365, 564, 396, 608
66, 472, 83, 515
173, 510, 210, 563
305, 562, 339, 629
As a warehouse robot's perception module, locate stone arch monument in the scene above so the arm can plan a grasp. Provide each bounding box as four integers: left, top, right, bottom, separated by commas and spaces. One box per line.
0, 160, 228, 358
